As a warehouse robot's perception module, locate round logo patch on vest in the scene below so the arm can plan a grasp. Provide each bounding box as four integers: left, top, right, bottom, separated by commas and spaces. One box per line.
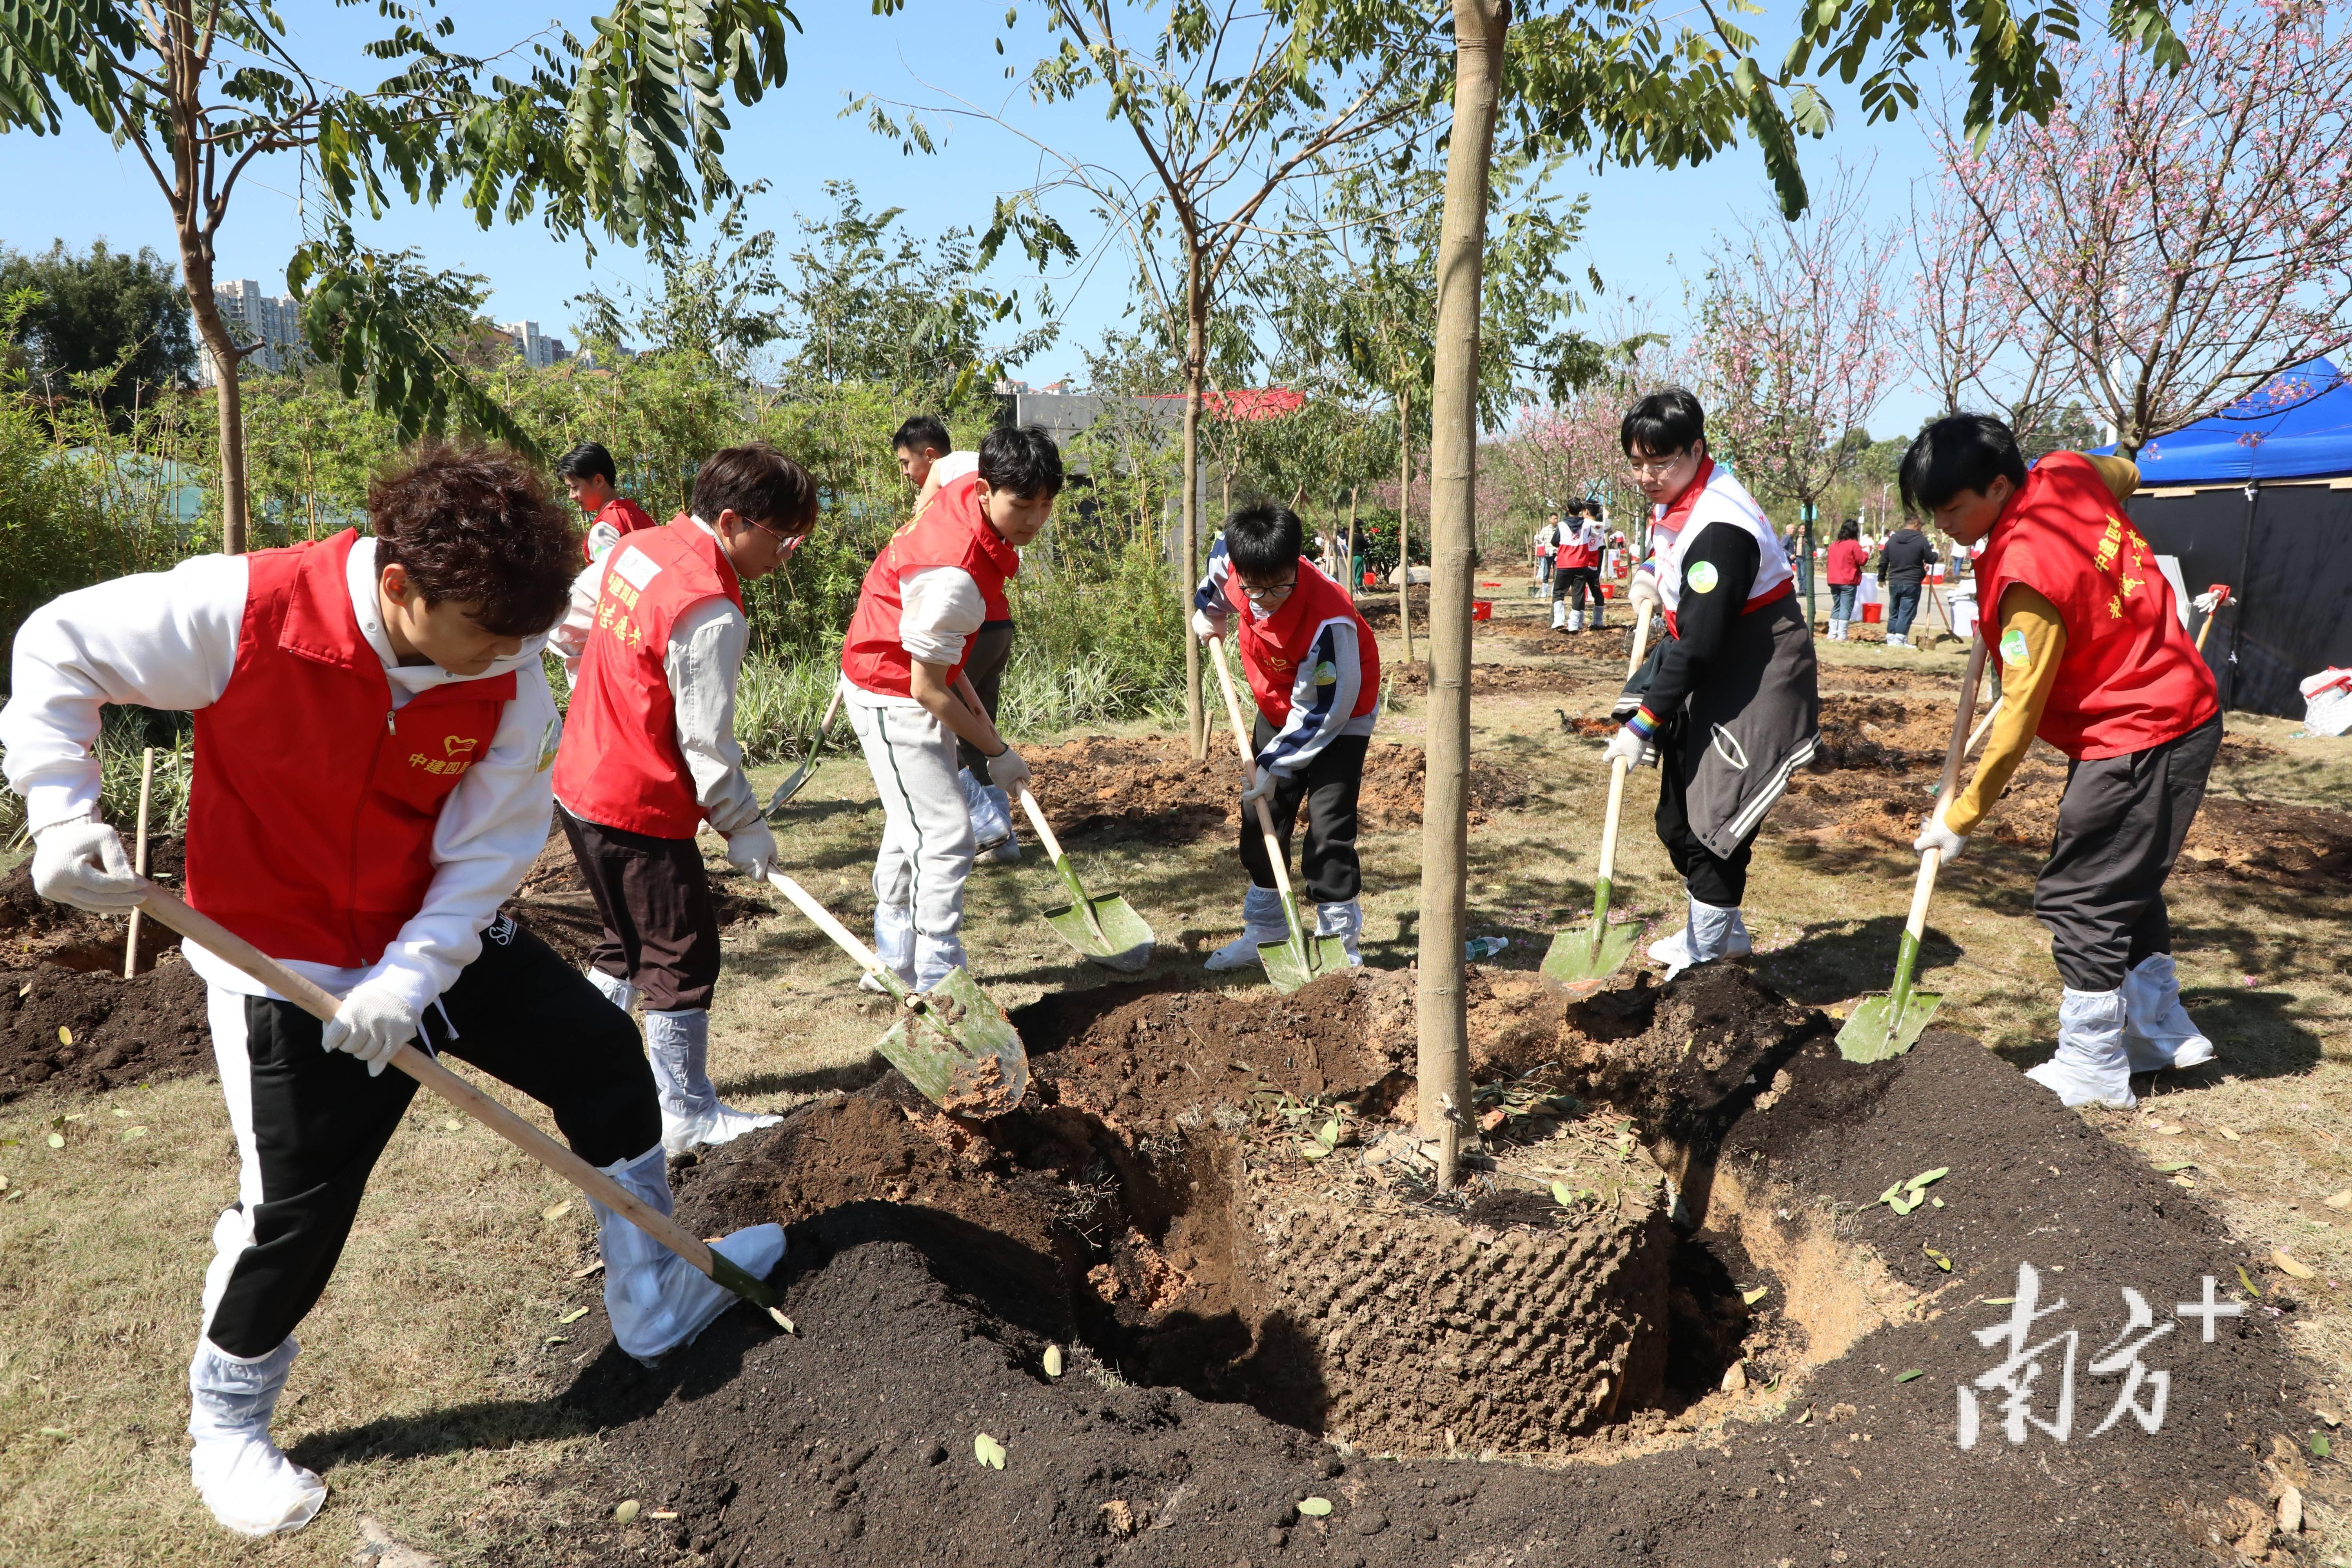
1686, 561, 1720, 594
1999, 628, 2031, 667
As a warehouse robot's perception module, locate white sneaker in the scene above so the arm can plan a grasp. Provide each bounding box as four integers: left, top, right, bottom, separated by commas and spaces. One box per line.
1886, 633, 1907, 648
2121, 954, 2216, 1073
2025, 988, 2136, 1109
188, 1337, 327, 1539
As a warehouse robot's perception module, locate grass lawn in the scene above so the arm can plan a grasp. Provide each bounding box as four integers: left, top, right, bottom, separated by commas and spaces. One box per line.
1, 592, 2345, 1564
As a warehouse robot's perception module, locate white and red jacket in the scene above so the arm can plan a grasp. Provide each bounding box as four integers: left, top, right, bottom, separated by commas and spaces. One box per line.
1554, 519, 1604, 572
841, 473, 1021, 705
551, 516, 762, 839
1637, 458, 1795, 634
0, 531, 558, 1020
1193, 537, 1380, 777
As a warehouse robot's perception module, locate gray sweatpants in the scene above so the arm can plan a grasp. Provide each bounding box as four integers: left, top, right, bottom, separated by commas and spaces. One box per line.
2034, 715, 2221, 992
849, 699, 975, 989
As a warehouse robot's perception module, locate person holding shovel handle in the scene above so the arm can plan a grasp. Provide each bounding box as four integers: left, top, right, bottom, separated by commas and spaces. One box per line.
1604, 390, 1820, 978
1192, 503, 1382, 970
840, 424, 1062, 991
0, 445, 783, 1541
1901, 416, 2221, 1109
550, 443, 817, 1156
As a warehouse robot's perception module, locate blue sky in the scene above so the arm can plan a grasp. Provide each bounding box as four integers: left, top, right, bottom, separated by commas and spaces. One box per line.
3, 3, 1958, 436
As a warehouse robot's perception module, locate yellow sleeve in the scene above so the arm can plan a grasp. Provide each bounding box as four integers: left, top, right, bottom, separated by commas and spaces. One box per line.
1945, 586, 2065, 837
2083, 454, 2140, 501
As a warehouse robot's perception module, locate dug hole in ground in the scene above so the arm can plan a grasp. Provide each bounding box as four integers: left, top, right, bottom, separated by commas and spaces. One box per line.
497, 956, 2312, 1568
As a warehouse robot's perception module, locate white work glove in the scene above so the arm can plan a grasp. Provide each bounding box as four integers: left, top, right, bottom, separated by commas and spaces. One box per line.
1914, 804, 1969, 864
985, 746, 1031, 791
1602, 726, 1651, 770
30, 819, 144, 913
1627, 570, 1662, 616
2191, 587, 2227, 614
724, 820, 777, 880
1191, 606, 1229, 642
319, 982, 419, 1077
1240, 766, 1277, 808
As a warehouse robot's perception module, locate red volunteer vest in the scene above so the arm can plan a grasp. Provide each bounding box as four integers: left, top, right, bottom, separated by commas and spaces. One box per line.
583, 495, 657, 561
1555, 528, 1599, 571
553, 517, 744, 837
1974, 452, 2217, 759
187, 532, 514, 969
842, 475, 1022, 696
1226, 556, 1381, 725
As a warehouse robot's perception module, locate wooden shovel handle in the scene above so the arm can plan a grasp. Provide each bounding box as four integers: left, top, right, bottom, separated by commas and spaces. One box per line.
1206, 636, 1309, 921
1014, 787, 1067, 864
132, 884, 717, 1279
765, 869, 889, 980
1936, 635, 1993, 802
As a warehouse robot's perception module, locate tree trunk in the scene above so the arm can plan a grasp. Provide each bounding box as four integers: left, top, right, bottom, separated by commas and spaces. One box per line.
1399, 385, 1414, 661
1416, 0, 1508, 1188
1181, 254, 1207, 758
178, 208, 249, 555
1346, 485, 1359, 603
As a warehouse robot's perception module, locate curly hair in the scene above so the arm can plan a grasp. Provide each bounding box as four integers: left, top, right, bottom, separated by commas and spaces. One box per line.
368, 443, 577, 636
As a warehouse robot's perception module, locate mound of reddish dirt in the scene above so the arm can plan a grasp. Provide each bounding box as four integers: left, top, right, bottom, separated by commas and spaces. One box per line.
1024, 735, 1527, 846
0, 955, 213, 1103
512, 964, 2306, 1568
1, 833, 184, 974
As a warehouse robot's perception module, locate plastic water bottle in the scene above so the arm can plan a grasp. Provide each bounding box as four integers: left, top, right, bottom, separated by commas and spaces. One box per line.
1465, 936, 1509, 960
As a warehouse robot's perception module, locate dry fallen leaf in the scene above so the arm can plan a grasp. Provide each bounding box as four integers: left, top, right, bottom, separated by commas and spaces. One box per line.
648, 1510, 679, 1521
571, 1260, 605, 1279
2323, 1190, 2352, 1212
543, 1201, 572, 1221
613, 1499, 639, 1524
2272, 1250, 2317, 1280
123, 1127, 147, 1140
557, 1306, 590, 1324
1043, 1345, 1063, 1378
2215, 1126, 2240, 1142
974, 1433, 1007, 1470
1297, 1497, 1334, 1518
1742, 1286, 1769, 1306
57, 1027, 71, 1047
44, 1133, 63, 1149
439, 1119, 461, 1132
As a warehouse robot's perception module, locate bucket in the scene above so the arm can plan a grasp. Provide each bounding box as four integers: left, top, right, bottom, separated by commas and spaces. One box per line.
1861, 602, 1883, 624
1601, 584, 1614, 600
1472, 600, 1493, 622
1364, 571, 1377, 588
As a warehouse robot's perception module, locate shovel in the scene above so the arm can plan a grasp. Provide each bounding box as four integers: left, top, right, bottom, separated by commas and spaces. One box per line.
1543, 606, 1658, 989
130, 884, 792, 1327
1205, 635, 1350, 991
1837, 633, 1991, 1063
764, 685, 844, 818
763, 870, 1028, 1116
1014, 787, 1155, 972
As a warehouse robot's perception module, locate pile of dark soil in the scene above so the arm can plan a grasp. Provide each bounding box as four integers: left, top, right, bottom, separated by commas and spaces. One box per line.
1024, 736, 1528, 846
0, 955, 212, 1103
0, 833, 184, 974
514, 962, 2309, 1568
508, 826, 768, 965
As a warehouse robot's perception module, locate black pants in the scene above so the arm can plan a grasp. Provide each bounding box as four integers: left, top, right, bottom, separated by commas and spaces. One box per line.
560, 804, 720, 1012
1556, 566, 1602, 619
2034, 714, 2221, 992
1241, 717, 1368, 905
955, 619, 1017, 776
206, 915, 657, 1358
1654, 730, 1759, 907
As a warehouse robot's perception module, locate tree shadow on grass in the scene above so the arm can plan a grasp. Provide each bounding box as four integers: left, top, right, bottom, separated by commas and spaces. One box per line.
290, 1394, 590, 1473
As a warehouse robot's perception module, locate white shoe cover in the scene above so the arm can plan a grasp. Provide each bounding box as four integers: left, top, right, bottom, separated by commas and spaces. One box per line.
595, 1147, 786, 1363
1314, 900, 1365, 966
1828, 619, 1846, 641
584, 966, 636, 1014
962, 768, 1018, 856
2025, 988, 2137, 1109
1645, 897, 1750, 980
646, 1008, 779, 1156
188, 1336, 326, 1538
1207, 885, 1289, 971
1550, 601, 1568, 630
1566, 611, 1584, 633
1886, 633, 1907, 648
868, 902, 916, 991
2121, 954, 2216, 1073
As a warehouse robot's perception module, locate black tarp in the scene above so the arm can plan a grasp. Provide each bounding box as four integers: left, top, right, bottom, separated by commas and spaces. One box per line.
2126, 482, 2352, 718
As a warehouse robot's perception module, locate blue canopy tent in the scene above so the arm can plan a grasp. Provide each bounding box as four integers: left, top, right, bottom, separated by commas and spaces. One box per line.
2096, 359, 2352, 717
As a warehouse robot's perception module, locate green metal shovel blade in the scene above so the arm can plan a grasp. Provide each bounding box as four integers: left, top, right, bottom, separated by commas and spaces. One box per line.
1044, 892, 1156, 973
874, 966, 1029, 1116
1835, 991, 1942, 1063
764, 745, 828, 817
1541, 918, 1643, 986
1255, 932, 1352, 993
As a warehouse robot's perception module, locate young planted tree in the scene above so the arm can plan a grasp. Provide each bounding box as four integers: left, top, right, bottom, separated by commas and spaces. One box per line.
0, 0, 800, 550
1941, 0, 2352, 455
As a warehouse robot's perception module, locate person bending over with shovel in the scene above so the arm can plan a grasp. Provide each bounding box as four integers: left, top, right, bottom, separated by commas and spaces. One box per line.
1192, 503, 1382, 969
1605, 390, 1820, 977
841, 424, 1062, 990
550, 443, 817, 1156
0, 444, 783, 1539
1902, 416, 2220, 1109
893, 415, 1022, 866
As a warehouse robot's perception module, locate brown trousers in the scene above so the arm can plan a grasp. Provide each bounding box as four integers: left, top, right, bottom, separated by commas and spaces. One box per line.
558, 804, 722, 1011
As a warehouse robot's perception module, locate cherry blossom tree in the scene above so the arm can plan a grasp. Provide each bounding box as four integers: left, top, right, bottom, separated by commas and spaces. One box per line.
1942, 0, 2352, 456
1903, 171, 2076, 448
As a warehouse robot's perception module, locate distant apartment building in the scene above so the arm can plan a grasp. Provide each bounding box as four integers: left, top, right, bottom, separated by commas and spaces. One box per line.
499, 320, 571, 368
194, 279, 306, 384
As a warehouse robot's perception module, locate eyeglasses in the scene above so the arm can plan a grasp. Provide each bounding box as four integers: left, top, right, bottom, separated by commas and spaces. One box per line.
1626, 454, 1691, 478
750, 519, 806, 555
1240, 577, 1297, 606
